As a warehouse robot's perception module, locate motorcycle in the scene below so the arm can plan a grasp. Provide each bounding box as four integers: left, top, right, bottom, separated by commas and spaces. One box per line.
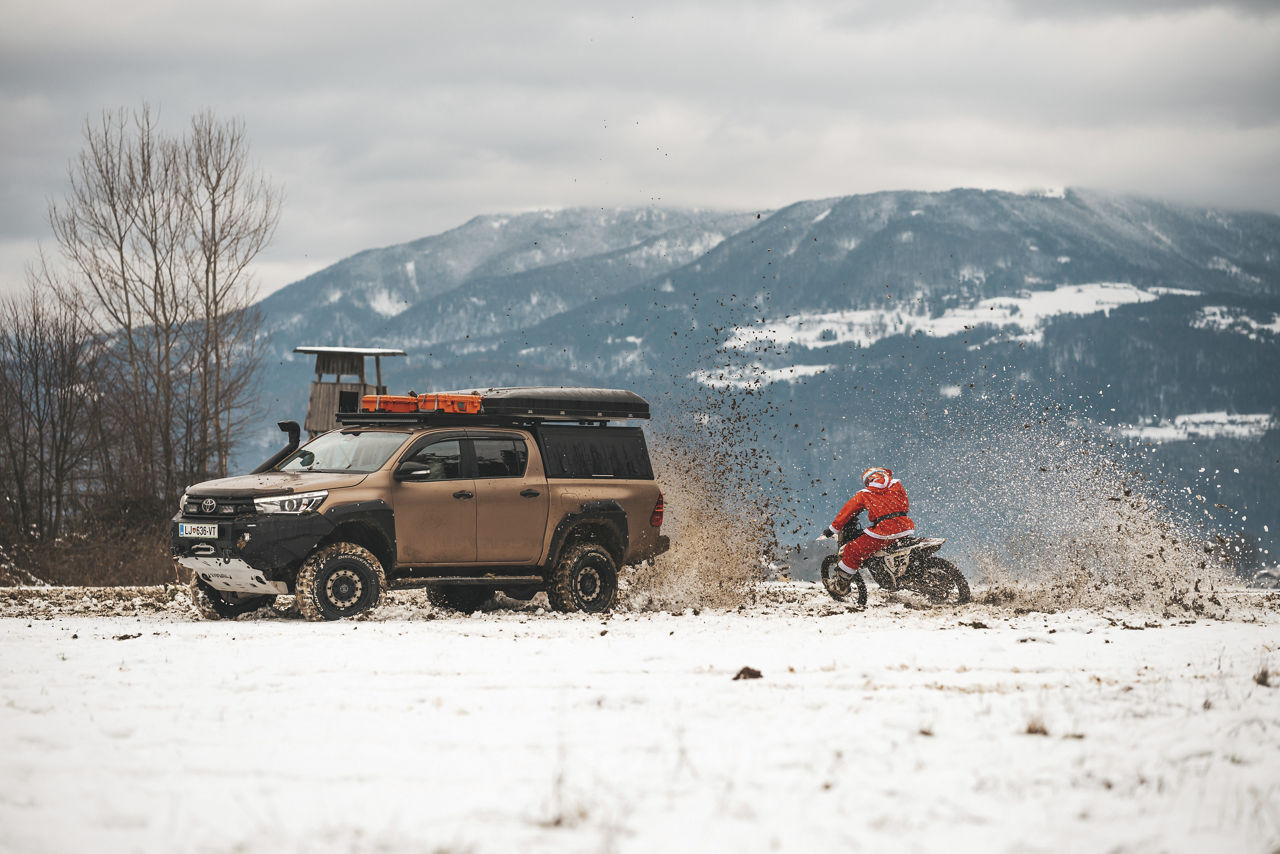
819, 523, 970, 606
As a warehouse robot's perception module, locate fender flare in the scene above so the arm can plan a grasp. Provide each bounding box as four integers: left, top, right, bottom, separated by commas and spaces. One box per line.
546, 500, 629, 568
321, 500, 397, 574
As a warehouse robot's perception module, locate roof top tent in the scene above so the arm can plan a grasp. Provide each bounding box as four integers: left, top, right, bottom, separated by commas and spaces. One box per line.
294, 345, 407, 437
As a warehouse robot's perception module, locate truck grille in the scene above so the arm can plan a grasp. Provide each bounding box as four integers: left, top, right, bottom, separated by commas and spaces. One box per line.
183, 497, 252, 518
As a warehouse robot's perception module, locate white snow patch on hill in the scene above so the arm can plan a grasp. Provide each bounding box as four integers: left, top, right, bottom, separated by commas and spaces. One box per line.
367, 289, 409, 318
1121, 412, 1275, 442
1193, 306, 1280, 340
690, 363, 830, 389
724, 283, 1162, 352
1208, 257, 1263, 284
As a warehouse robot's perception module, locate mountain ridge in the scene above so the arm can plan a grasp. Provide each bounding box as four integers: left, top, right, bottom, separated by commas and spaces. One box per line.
244, 187, 1280, 566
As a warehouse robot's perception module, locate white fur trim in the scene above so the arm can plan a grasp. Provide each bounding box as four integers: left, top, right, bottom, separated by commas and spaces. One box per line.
838, 560, 856, 574
866, 528, 915, 540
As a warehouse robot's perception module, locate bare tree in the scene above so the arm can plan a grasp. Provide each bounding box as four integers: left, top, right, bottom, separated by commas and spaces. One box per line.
49, 106, 192, 502
0, 280, 105, 543
184, 110, 280, 477
46, 105, 281, 505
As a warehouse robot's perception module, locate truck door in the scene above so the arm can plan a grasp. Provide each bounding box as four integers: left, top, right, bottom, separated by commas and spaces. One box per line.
391, 436, 477, 564
470, 433, 549, 564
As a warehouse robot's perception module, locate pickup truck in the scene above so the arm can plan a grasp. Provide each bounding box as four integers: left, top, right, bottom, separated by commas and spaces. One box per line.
171, 387, 669, 620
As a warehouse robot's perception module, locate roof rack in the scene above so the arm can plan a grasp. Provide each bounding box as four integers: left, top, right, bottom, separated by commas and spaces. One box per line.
335, 386, 650, 427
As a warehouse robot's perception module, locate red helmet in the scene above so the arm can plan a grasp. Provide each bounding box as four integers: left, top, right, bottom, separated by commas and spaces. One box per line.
862, 467, 892, 490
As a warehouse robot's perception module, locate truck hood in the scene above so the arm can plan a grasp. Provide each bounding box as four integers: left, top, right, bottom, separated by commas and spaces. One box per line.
185, 471, 369, 498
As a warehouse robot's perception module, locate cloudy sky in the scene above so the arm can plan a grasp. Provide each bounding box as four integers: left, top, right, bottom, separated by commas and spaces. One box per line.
2, 0, 1278, 298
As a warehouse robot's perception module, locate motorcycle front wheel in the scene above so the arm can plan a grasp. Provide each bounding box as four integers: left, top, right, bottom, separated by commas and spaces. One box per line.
821, 555, 868, 606
920, 557, 971, 605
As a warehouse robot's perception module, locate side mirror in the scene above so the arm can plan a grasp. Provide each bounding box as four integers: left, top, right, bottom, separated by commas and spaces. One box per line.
395, 461, 432, 482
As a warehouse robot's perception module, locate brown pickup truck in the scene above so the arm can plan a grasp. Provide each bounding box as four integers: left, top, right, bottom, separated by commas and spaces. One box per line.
171, 388, 668, 620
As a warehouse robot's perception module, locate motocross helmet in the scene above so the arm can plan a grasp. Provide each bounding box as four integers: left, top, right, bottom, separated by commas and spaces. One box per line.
862, 467, 892, 490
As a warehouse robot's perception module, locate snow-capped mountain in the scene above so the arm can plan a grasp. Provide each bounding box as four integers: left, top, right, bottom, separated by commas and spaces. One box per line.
246, 189, 1280, 565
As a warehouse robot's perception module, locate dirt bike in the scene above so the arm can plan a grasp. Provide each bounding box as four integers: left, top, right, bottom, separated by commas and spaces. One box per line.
819, 523, 970, 607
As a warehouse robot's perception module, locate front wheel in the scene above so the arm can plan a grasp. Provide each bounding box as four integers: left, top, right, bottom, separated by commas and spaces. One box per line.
189, 575, 275, 620
820, 555, 868, 606
295, 542, 386, 621
920, 557, 970, 605
547, 543, 619, 613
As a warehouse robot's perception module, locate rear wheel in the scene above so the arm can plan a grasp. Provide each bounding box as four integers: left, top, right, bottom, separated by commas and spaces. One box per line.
189, 575, 275, 620
820, 555, 868, 606
921, 557, 970, 605
295, 542, 386, 621
548, 542, 619, 613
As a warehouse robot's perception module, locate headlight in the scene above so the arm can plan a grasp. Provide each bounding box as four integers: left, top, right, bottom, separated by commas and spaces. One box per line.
178, 492, 188, 514
254, 490, 328, 514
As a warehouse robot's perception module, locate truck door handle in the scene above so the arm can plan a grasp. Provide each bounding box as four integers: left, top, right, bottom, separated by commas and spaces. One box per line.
520, 489, 541, 498
452, 490, 474, 500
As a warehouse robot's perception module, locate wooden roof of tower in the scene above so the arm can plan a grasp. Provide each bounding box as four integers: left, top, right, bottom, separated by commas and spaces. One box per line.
294, 345, 407, 436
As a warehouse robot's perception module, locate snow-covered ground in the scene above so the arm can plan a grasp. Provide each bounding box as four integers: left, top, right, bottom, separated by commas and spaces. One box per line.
1, 585, 1277, 854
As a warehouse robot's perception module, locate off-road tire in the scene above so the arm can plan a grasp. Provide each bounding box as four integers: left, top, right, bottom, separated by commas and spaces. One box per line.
547, 542, 619, 613
922, 557, 970, 605
820, 554, 869, 606
189, 575, 276, 620
295, 542, 386, 621
427, 586, 492, 613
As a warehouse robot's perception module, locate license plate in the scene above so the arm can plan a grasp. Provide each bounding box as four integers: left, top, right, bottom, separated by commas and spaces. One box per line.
179, 522, 219, 539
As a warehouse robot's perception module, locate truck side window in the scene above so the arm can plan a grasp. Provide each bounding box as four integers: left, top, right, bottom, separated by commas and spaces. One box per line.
472, 438, 528, 478
404, 439, 464, 481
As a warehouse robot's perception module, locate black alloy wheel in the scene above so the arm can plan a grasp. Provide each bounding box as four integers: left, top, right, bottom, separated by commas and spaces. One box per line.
549, 542, 619, 613
295, 542, 386, 621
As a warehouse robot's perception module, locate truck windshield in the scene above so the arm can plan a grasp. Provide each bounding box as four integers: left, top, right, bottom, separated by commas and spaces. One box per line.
277, 430, 409, 473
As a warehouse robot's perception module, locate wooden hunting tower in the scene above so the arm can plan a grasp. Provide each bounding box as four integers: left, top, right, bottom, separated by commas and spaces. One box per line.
294, 345, 407, 437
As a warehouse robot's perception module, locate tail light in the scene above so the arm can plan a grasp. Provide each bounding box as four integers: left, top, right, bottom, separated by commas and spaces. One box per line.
650, 492, 664, 527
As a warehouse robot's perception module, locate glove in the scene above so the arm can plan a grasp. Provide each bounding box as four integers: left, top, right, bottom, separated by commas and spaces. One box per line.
820, 526, 836, 540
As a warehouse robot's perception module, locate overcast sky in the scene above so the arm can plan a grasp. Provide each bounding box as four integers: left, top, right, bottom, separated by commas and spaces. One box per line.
2, 0, 1278, 298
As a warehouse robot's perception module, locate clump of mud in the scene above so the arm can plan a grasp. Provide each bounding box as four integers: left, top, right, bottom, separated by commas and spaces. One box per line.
909, 408, 1235, 618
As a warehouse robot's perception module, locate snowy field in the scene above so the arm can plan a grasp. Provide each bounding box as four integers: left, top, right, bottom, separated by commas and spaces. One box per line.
1, 584, 1278, 854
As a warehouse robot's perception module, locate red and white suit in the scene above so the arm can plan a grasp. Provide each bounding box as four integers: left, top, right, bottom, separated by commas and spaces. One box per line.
831, 474, 915, 574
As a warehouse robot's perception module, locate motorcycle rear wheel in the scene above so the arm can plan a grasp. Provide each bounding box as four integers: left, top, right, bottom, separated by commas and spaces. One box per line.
820, 555, 868, 606
921, 557, 971, 605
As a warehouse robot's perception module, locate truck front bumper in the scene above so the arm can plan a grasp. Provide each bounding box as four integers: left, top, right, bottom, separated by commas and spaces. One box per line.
171, 512, 333, 594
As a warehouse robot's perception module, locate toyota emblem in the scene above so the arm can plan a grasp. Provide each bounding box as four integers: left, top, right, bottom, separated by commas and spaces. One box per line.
201, 498, 217, 514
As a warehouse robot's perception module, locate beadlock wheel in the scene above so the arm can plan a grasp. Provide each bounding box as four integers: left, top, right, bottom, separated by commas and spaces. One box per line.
295, 542, 386, 621
548, 542, 619, 613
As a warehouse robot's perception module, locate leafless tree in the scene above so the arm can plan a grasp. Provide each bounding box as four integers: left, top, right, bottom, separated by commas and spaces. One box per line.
0, 279, 105, 543
46, 105, 281, 506
184, 110, 280, 478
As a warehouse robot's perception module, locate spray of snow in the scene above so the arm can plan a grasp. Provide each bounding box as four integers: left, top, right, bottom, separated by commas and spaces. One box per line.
906, 407, 1233, 617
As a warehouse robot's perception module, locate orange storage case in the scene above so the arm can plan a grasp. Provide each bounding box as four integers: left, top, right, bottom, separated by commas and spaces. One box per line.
361, 394, 420, 413
434, 393, 483, 415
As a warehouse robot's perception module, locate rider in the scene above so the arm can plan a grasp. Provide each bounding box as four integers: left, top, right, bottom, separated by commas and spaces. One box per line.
823, 467, 915, 577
